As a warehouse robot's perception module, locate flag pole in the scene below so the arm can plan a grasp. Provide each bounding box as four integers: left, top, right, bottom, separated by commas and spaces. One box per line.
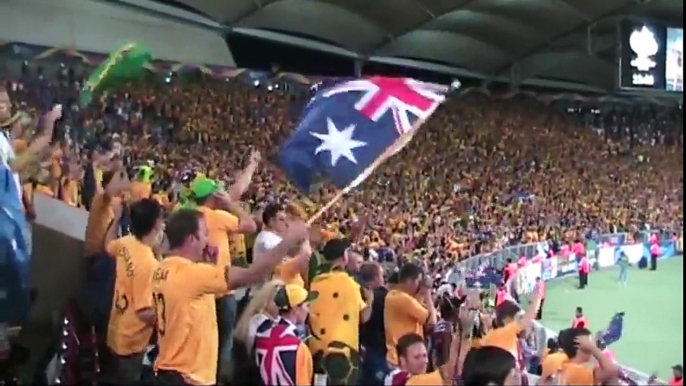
306, 117, 426, 226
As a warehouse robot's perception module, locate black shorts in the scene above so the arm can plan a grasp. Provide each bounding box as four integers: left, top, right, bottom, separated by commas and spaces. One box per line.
103, 350, 145, 385
155, 369, 196, 386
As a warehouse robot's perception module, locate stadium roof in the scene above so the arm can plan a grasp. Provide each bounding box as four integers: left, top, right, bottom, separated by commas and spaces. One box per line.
167, 0, 682, 91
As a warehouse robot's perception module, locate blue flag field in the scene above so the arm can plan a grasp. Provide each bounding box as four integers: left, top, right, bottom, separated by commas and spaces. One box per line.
278, 77, 449, 193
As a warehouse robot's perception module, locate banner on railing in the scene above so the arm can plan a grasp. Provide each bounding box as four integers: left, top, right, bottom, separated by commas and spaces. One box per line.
517, 262, 542, 295
529, 262, 542, 287
557, 254, 577, 275
623, 244, 646, 264
541, 258, 558, 281
598, 247, 616, 268
597, 243, 644, 268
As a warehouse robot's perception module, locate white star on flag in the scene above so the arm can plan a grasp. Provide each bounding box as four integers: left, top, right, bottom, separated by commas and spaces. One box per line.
310, 118, 367, 167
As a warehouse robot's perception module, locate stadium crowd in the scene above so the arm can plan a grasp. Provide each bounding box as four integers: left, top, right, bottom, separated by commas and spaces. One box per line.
0, 60, 683, 386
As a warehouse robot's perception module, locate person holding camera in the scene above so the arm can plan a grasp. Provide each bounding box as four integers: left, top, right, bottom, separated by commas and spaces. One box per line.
359, 262, 390, 386
384, 262, 437, 367
386, 294, 478, 386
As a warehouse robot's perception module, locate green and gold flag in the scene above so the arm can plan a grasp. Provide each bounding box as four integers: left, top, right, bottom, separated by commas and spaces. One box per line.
80, 43, 152, 107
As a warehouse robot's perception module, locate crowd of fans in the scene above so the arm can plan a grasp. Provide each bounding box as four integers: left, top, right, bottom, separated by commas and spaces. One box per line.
6, 73, 684, 255
1, 60, 683, 386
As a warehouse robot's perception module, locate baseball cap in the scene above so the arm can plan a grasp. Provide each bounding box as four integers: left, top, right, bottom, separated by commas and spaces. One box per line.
136, 165, 155, 182
274, 284, 319, 311
190, 177, 224, 200
673, 364, 683, 373
321, 238, 352, 262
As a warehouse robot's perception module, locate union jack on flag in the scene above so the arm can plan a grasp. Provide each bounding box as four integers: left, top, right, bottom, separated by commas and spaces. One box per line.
322, 77, 448, 135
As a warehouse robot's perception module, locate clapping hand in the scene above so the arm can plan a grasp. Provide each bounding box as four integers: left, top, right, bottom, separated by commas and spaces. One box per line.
203, 245, 219, 264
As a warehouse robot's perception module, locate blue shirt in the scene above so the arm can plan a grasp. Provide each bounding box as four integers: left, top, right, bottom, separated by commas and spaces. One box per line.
0, 156, 32, 325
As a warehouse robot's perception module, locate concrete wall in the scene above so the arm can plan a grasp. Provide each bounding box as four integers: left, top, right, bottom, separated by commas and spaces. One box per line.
29, 195, 88, 324
15, 195, 88, 382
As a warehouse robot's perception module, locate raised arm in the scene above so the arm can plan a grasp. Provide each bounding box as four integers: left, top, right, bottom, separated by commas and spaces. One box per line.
227, 220, 308, 290
228, 149, 260, 201
10, 106, 62, 173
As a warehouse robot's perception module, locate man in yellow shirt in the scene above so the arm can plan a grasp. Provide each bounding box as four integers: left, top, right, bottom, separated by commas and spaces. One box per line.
482, 284, 545, 356
153, 210, 307, 385
104, 199, 163, 384
81, 169, 131, 334
189, 177, 257, 381
540, 349, 569, 383
384, 262, 437, 366
84, 169, 131, 258
557, 327, 619, 385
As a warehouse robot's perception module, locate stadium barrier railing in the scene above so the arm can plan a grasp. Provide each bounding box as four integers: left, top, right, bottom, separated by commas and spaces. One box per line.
456, 231, 680, 385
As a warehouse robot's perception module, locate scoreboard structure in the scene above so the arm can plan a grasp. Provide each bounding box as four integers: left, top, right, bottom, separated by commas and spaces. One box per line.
619, 21, 683, 93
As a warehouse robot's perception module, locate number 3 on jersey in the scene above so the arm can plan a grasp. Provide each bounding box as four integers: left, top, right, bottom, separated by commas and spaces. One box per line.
153, 292, 166, 336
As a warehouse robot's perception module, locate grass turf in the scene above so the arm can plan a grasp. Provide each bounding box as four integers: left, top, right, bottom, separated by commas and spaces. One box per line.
539, 256, 683, 378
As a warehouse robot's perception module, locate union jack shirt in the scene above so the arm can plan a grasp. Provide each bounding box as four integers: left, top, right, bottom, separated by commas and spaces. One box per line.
384, 368, 411, 386
254, 318, 314, 386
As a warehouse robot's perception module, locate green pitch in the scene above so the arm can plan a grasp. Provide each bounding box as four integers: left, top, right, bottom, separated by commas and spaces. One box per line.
539, 256, 683, 378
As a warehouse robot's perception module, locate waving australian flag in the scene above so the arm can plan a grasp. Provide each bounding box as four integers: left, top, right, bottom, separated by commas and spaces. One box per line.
278, 77, 449, 193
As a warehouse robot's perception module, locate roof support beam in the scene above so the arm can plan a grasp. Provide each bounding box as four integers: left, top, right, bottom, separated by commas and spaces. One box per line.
509, 64, 521, 88
511, 33, 617, 84
362, 0, 479, 56
549, 0, 592, 22
490, 1, 634, 79
611, 14, 681, 27
101, 0, 225, 31
520, 78, 607, 93
231, 28, 361, 58
230, 0, 265, 24
366, 56, 488, 79
230, 0, 393, 43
